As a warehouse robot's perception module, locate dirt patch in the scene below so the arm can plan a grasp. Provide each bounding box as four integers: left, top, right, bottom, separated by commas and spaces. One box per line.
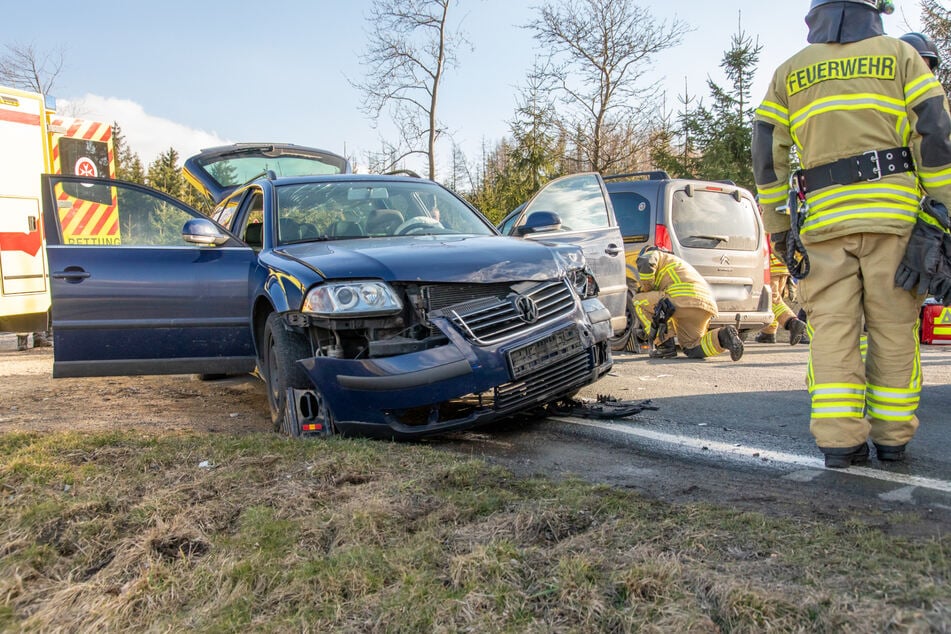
0, 348, 271, 435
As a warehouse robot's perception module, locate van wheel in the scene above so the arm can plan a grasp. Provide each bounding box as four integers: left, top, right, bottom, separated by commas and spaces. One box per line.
262, 313, 313, 432
609, 294, 636, 352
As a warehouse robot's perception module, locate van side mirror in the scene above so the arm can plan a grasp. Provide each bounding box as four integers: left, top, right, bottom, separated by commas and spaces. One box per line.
516, 210, 562, 236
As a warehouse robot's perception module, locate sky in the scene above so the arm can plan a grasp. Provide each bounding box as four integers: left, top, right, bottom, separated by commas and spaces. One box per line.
0, 1, 926, 179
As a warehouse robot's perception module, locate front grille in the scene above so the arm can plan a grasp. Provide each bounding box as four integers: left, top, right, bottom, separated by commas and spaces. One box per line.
495, 348, 593, 411
446, 280, 576, 344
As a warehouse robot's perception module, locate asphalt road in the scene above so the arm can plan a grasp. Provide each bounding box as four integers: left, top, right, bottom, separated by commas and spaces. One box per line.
434, 338, 951, 533
586, 340, 951, 481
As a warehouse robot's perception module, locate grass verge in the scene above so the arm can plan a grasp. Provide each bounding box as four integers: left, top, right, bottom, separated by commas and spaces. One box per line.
1, 431, 948, 632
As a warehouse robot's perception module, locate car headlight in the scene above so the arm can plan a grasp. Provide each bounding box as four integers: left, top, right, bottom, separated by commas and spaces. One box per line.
302, 281, 403, 317
568, 266, 599, 299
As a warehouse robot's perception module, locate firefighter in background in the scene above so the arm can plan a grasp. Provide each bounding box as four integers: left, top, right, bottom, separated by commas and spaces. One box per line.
632, 246, 745, 361
752, 0, 951, 468
899, 31, 940, 73
755, 240, 809, 345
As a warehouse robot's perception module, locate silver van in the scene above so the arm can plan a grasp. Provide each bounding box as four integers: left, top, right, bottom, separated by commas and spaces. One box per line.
604, 171, 773, 345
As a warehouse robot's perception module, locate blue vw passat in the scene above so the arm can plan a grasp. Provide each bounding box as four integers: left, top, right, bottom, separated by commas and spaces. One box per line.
42, 144, 614, 438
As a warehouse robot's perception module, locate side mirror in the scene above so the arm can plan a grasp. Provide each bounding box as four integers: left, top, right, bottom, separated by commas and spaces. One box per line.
516, 210, 562, 236
182, 218, 230, 246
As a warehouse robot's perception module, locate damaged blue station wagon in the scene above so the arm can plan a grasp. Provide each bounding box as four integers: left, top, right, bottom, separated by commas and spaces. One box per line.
42, 144, 614, 438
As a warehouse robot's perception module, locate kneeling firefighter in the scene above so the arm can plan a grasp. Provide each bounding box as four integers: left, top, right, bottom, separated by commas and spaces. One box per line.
751, 0, 951, 468
631, 246, 744, 361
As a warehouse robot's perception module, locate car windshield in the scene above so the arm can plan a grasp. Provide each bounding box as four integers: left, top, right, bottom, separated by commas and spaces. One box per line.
274, 180, 496, 243
199, 153, 347, 188
670, 189, 759, 251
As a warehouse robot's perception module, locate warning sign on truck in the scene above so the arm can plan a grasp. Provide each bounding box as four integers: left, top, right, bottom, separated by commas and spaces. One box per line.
50, 118, 120, 245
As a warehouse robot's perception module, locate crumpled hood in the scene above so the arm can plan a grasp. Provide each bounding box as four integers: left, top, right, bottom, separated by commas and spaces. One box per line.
806, 2, 884, 44
276, 235, 581, 284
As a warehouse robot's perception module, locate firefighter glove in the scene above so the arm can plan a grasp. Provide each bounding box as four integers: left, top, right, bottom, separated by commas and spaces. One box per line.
654, 297, 676, 322
921, 196, 951, 231
894, 217, 946, 295
770, 231, 790, 266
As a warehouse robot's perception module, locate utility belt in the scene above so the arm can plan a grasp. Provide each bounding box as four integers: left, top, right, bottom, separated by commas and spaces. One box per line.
798, 147, 913, 193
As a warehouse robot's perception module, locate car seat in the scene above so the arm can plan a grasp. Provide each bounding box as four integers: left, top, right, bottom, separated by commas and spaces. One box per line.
244, 222, 263, 248
365, 208, 404, 235
279, 217, 303, 241
327, 220, 364, 237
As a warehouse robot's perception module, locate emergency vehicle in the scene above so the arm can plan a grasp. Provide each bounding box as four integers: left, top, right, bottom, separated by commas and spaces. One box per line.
0, 84, 116, 333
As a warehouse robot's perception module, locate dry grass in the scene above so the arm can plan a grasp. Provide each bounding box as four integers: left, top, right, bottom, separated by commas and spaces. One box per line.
1, 431, 949, 632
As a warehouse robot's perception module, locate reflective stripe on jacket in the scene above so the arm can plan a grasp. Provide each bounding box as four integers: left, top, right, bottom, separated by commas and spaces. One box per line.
638, 251, 718, 315
752, 36, 951, 243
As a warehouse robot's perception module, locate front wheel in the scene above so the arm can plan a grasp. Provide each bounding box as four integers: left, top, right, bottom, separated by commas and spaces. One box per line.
609, 293, 636, 352
262, 313, 313, 433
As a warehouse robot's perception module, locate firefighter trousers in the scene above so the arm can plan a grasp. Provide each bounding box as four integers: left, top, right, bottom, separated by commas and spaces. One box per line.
760, 274, 797, 335
633, 293, 727, 357
798, 233, 922, 450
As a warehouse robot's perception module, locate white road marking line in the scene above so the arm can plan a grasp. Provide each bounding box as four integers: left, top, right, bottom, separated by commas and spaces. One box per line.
553, 417, 951, 495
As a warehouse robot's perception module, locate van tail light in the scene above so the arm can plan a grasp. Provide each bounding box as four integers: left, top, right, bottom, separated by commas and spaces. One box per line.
762, 240, 771, 285
654, 224, 672, 251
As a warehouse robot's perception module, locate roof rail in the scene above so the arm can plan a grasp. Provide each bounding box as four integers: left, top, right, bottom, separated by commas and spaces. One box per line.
385, 169, 421, 178
603, 170, 670, 181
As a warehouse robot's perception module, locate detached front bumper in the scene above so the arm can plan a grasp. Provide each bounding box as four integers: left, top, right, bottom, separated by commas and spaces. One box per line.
297, 298, 613, 438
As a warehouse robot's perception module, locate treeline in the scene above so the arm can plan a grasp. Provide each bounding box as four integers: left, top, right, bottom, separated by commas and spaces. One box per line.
9, 0, 948, 225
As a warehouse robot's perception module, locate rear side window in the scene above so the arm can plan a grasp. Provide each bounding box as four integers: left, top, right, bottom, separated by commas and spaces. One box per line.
670, 189, 758, 251
609, 191, 651, 242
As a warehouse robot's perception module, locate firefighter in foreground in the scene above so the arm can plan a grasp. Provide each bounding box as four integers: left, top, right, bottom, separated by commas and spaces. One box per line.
631, 246, 744, 361
752, 0, 951, 468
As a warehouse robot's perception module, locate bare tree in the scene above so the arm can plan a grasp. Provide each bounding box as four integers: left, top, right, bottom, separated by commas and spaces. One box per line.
0, 42, 64, 94
351, 0, 466, 180
527, 0, 689, 173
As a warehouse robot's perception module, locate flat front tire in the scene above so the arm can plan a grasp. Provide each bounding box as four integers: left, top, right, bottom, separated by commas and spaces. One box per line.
262, 313, 313, 433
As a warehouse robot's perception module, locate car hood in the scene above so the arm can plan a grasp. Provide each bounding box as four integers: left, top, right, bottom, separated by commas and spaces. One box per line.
275, 235, 579, 283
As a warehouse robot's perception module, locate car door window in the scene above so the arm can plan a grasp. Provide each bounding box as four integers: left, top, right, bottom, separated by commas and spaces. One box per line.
52, 180, 196, 247
609, 191, 651, 242
523, 173, 609, 232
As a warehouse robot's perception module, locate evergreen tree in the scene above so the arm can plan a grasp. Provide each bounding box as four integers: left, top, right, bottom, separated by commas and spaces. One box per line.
111, 123, 146, 184
921, 0, 951, 95
146, 148, 184, 199
651, 20, 761, 191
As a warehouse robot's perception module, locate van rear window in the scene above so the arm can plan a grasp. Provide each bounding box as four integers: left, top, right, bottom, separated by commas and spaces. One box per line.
671, 189, 758, 251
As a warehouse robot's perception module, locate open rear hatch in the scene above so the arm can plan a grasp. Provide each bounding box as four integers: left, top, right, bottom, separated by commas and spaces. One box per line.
183, 143, 350, 203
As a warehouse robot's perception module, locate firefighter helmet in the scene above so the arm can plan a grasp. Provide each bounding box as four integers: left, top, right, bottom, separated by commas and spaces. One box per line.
808, 0, 894, 14
900, 32, 941, 71
636, 245, 666, 276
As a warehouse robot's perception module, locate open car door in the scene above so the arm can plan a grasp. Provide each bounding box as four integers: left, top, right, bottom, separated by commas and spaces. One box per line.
42, 174, 258, 378
509, 173, 627, 334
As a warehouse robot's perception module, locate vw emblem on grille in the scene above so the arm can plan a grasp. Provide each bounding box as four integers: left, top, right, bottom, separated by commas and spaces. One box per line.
514, 295, 539, 323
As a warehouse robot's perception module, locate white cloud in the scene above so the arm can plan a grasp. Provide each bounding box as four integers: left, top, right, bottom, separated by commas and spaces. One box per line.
58, 94, 230, 165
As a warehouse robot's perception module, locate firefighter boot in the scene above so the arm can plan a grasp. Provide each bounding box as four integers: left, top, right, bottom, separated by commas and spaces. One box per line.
718, 326, 744, 361
874, 443, 907, 463
32, 331, 52, 348
649, 339, 677, 359
786, 318, 807, 346
16, 335, 29, 351
755, 332, 776, 343
822, 442, 870, 469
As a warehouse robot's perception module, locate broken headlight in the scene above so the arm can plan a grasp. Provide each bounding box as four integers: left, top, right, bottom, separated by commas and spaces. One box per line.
302, 280, 403, 317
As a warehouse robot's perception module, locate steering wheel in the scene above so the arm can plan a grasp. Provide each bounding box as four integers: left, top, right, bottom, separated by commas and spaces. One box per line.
395, 216, 443, 235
